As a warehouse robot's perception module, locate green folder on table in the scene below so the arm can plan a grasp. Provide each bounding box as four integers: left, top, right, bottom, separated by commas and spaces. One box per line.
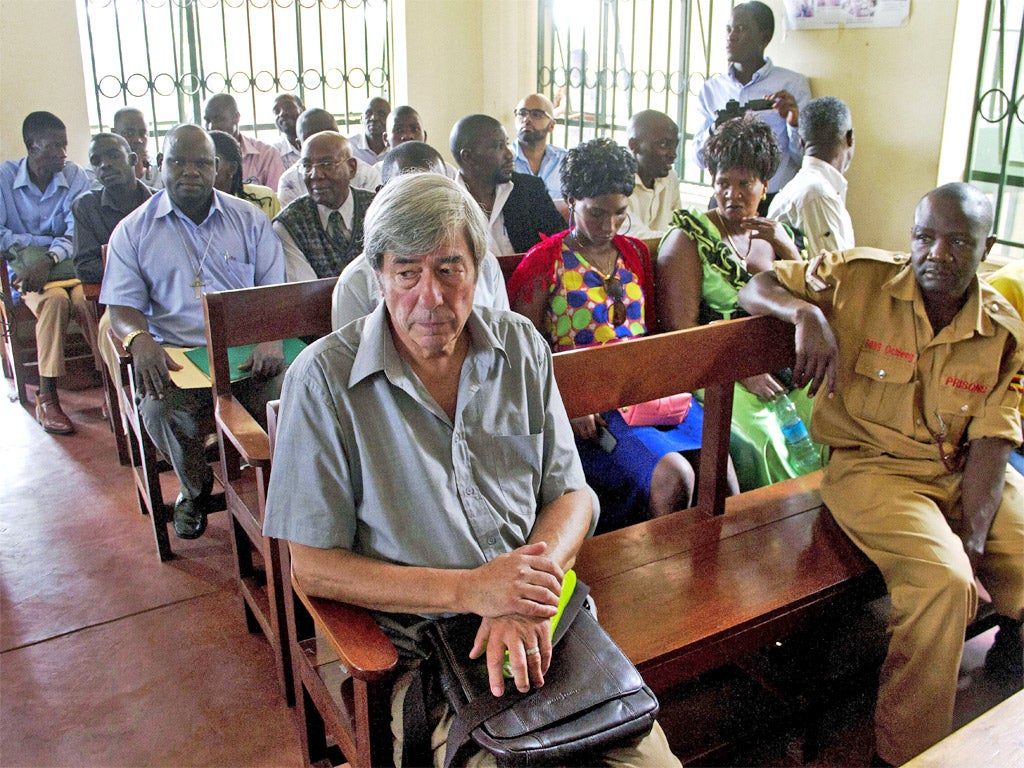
174, 338, 307, 385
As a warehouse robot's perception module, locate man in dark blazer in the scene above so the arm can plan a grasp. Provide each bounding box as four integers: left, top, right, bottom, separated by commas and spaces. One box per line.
450, 114, 565, 255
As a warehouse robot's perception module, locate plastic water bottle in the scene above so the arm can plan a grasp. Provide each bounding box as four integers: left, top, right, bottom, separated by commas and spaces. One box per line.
771, 393, 821, 475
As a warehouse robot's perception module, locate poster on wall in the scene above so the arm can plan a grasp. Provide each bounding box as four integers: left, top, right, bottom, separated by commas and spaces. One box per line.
782, 0, 911, 29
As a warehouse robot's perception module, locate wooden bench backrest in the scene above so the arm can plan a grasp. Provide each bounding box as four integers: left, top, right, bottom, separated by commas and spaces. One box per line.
552, 315, 797, 517
497, 253, 526, 285
203, 277, 336, 398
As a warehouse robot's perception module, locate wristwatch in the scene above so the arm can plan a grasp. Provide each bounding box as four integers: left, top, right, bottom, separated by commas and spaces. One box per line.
122, 329, 151, 351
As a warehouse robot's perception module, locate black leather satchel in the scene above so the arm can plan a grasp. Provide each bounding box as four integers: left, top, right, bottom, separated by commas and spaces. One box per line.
429, 582, 659, 767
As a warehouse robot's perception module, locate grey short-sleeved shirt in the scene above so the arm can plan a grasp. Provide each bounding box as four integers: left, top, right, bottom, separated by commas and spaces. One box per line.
262, 304, 586, 570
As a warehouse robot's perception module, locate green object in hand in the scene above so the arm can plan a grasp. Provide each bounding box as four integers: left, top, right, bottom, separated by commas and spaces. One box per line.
3, 244, 76, 283
502, 569, 577, 679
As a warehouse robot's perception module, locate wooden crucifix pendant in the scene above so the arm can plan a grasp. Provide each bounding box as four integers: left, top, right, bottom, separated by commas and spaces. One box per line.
191, 276, 206, 299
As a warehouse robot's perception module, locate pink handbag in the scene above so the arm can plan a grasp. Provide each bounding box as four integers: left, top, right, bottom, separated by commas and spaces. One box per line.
619, 393, 693, 427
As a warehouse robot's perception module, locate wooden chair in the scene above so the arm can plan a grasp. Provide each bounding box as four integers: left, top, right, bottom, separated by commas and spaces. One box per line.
266, 400, 399, 768
203, 277, 337, 705
110, 327, 226, 561
0, 263, 95, 406
89, 245, 131, 465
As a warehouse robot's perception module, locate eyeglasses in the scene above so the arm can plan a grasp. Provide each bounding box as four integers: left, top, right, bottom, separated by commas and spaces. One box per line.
604, 276, 627, 326
514, 108, 552, 121
165, 157, 215, 170
301, 159, 342, 173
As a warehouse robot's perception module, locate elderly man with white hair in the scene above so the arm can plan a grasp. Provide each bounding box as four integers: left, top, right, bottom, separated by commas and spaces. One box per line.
264, 173, 680, 768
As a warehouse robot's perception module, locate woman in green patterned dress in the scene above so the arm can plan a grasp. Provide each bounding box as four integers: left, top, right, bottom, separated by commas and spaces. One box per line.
656, 115, 821, 490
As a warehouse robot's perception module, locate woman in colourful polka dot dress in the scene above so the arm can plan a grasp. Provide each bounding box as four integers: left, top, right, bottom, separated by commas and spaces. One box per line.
508, 137, 698, 531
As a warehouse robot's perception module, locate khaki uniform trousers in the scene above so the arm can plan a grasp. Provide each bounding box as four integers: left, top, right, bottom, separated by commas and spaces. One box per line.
20, 282, 99, 378
389, 667, 681, 768
821, 449, 1024, 766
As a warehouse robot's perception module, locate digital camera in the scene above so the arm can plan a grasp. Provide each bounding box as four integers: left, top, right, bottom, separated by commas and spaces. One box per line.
713, 98, 773, 128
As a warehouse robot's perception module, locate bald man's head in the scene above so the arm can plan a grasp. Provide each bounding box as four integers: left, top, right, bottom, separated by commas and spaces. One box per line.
910, 182, 996, 306
203, 94, 240, 137
112, 107, 149, 163
296, 108, 339, 143
300, 131, 355, 209
381, 141, 445, 186
514, 93, 557, 147
362, 97, 391, 142
387, 106, 426, 148
627, 110, 679, 184
162, 124, 217, 211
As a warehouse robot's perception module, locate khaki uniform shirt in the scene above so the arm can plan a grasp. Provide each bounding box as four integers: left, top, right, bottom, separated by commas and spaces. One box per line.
986, 260, 1024, 417
774, 248, 1024, 462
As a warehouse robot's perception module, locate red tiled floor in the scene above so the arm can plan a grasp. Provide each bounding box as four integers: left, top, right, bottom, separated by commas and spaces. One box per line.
1, 385, 302, 767
1, 381, 1018, 768
0, 388, 234, 652
1, 589, 299, 767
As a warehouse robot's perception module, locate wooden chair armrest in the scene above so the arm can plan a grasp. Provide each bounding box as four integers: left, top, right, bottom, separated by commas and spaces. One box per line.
215, 394, 270, 467
292, 574, 399, 682
106, 326, 128, 362
82, 282, 102, 301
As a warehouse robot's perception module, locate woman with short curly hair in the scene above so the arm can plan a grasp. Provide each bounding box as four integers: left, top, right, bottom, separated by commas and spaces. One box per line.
508, 137, 700, 530
656, 114, 818, 491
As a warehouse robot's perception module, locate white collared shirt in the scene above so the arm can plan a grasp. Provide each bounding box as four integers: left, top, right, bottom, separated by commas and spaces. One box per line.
622, 169, 682, 240
457, 176, 516, 256
768, 155, 855, 256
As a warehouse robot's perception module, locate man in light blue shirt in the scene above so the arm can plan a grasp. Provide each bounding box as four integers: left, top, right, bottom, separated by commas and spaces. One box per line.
1, 111, 92, 435
693, 1, 811, 204
512, 94, 567, 202
102, 123, 286, 540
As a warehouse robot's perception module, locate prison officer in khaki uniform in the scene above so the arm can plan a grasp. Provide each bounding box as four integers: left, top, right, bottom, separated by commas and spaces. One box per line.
738, 182, 1024, 767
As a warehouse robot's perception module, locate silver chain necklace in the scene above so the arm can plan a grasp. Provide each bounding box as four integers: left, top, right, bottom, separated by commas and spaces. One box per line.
173, 215, 216, 300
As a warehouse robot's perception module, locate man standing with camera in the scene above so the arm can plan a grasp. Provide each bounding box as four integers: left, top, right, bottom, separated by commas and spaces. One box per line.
693, 1, 810, 211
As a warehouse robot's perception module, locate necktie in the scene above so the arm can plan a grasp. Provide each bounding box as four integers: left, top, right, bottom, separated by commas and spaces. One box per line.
327, 210, 350, 251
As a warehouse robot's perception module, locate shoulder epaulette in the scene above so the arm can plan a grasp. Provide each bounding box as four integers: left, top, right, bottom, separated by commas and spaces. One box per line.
839, 247, 909, 266
979, 280, 1024, 343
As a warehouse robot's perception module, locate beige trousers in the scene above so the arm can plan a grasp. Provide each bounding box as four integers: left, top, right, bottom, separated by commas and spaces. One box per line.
21, 282, 99, 378
821, 450, 1024, 766
389, 667, 681, 768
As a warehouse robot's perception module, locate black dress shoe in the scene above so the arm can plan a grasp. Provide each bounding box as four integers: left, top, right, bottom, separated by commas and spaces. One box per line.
985, 619, 1023, 687
173, 474, 213, 540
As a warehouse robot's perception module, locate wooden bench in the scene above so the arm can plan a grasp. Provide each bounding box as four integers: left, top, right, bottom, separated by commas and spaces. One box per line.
272, 313, 992, 765
555, 315, 888, 757
556, 315, 1000, 758
903, 689, 1024, 768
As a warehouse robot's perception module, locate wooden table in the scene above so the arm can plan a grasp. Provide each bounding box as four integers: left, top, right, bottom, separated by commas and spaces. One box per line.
904, 690, 1024, 767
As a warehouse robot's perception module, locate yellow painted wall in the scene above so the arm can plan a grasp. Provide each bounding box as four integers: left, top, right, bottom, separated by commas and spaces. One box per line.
0, 0, 962, 253
0, 0, 91, 162
393, 0, 537, 163
760, 0, 960, 251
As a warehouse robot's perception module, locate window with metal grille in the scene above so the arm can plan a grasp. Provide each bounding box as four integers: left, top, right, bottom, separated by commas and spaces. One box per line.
76, 0, 392, 158
965, 0, 1023, 261
537, 0, 734, 202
